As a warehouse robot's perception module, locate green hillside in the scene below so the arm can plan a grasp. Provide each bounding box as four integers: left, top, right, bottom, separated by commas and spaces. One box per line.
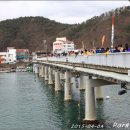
0, 6, 130, 52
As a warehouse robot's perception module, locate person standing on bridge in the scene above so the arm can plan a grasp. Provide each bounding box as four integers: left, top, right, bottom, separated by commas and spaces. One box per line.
113, 46, 120, 52
104, 47, 110, 54
118, 44, 124, 52
83, 49, 92, 56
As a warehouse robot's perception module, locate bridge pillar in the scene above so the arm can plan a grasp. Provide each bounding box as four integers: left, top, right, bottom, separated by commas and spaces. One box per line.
42, 66, 45, 78
33, 64, 35, 73
94, 79, 111, 100
60, 72, 65, 80
41, 65, 44, 78
44, 66, 48, 81
39, 65, 42, 76
55, 70, 61, 91
95, 86, 104, 100
48, 67, 53, 85
34, 65, 39, 74
60, 72, 65, 90
64, 70, 72, 101
84, 78, 112, 122
52, 69, 55, 83
52, 69, 55, 76
84, 76, 96, 121
79, 75, 85, 90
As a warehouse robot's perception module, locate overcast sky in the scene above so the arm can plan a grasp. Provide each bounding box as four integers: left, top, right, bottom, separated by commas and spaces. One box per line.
0, 1, 130, 24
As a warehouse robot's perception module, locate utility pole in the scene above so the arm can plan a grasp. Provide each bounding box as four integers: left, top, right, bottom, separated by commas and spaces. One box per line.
43, 40, 48, 60
43, 40, 46, 54
82, 41, 84, 51
92, 40, 95, 49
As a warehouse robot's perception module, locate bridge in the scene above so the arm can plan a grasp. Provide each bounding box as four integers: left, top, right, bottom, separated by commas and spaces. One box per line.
33, 52, 130, 122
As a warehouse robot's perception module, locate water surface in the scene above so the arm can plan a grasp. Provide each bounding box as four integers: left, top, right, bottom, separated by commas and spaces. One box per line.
0, 72, 129, 129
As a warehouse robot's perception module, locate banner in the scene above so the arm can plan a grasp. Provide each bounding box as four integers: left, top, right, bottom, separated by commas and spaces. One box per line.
101, 35, 105, 47
111, 15, 114, 49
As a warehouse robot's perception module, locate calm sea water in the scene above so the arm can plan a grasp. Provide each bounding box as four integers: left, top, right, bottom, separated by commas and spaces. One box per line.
0, 72, 130, 130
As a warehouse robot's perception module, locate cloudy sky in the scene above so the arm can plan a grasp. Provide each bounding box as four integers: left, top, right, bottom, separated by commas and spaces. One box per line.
0, 1, 130, 24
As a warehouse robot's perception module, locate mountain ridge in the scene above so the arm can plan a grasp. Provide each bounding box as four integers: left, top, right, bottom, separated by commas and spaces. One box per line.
0, 6, 130, 52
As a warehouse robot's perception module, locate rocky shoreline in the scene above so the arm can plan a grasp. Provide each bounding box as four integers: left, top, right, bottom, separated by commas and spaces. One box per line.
0, 62, 31, 72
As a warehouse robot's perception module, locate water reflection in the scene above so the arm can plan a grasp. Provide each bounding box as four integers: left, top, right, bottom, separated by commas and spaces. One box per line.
96, 100, 105, 119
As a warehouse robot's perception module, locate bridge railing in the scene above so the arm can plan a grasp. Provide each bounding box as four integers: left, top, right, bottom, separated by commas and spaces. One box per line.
37, 52, 130, 68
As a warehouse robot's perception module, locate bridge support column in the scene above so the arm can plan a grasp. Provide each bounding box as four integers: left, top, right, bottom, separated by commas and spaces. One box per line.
52, 69, 55, 83
34, 64, 39, 74
60, 72, 65, 90
39, 66, 42, 76
84, 76, 96, 121
55, 70, 61, 91
42, 66, 45, 78
84, 78, 112, 122
94, 78, 107, 100
33, 64, 35, 73
79, 75, 85, 90
41, 65, 44, 78
95, 86, 104, 100
52, 69, 55, 76
48, 67, 53, 85
44, 66, 48, 81
60, 72, 65, 80
64, 70, 72, 101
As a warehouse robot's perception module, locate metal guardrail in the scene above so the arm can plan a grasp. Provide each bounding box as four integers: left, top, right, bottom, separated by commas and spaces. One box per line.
37, 52, 130, 69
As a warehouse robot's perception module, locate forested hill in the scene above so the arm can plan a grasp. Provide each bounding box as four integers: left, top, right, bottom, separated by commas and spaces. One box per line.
0, 16, 71, 52
0, 6, 130, 52
59, 6, 130, 49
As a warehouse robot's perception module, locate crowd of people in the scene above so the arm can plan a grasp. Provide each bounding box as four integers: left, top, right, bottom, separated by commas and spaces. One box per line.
53, 43, 130, 57
84, 43, 130, 55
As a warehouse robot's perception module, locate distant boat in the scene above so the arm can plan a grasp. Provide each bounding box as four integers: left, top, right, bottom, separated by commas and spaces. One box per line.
106, 96, 110, 99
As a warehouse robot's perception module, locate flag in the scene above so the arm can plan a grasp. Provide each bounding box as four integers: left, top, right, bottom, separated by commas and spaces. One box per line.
101, 35, 105, 47
111, 15, 114, 48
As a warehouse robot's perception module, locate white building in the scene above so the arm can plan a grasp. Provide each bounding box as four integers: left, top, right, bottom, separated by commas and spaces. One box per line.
7, 47, 16, 63
0, 47, 16, 64
53, 37, 74, 54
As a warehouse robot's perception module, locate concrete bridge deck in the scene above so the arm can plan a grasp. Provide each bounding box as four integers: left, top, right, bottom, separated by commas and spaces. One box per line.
37, 61, 130, 85
35, 52, 130, 84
